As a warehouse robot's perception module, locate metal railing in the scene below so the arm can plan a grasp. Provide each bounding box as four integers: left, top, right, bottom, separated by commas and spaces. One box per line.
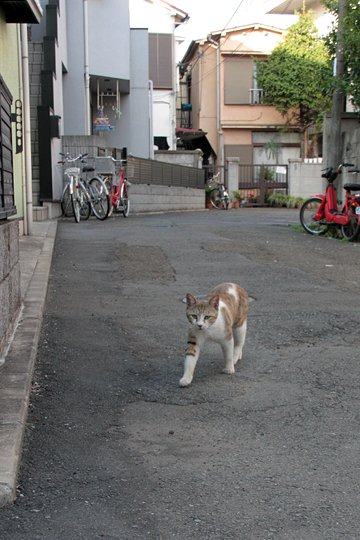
249, 88, 264, 105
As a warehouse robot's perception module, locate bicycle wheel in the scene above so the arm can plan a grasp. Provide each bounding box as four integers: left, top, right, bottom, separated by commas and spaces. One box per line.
71, 187, 81, 223
341, 206, 360, 241
89, 176, 110, 220
104, 177, 114, 217
300, 197, 328, 235
61, 183, 73, 217
71, 182, 91, 223
122, 182, 130, 217
210, 189, 226, 209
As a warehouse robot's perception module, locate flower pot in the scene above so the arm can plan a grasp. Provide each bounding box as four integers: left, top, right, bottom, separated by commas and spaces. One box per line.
205, 192, 212, 209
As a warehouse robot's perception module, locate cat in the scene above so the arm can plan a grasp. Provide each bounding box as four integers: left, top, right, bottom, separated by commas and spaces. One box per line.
179, 282, 249, 387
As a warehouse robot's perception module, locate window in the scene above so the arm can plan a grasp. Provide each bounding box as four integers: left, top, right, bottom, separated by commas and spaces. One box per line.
149, 34, 173, 89
0, 76, 16, 219
224, 57, 262, 105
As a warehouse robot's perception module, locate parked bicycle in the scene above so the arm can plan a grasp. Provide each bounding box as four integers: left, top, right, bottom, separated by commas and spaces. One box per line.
60, 153, 90, 223
103, 158, 130, 217
206, 173, 230, 210
299, 163, 360, 241
60, 153, 110, 222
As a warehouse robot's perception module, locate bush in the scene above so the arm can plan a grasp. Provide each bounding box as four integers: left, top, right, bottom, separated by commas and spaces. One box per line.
267, 192, 305, 208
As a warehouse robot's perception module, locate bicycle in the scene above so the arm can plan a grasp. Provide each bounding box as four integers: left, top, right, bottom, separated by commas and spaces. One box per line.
299, 162, 360, 241
60, 153, 91, 223
60, 153, 111, 222
206, 173, 230, 210
103, 158, 130, 217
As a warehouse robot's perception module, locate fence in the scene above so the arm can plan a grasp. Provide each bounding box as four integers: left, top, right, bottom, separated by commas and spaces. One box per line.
237, 164, 288, 205
62, 137, 205, 190
126, 156, 204, 189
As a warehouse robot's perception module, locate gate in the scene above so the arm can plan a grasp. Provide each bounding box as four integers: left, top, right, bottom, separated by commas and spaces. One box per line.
237, 164, 288, 205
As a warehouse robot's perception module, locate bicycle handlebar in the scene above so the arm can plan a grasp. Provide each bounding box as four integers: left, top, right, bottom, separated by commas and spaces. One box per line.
321, 162, 355, 180
58, 152, 88, 164
107, 157, 127, 164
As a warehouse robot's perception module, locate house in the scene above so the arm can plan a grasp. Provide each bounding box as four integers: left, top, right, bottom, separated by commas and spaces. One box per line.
130, 0, 189, 153
28, 0, 151, 217
0, 0, 42, 359
178, 22, 304, 180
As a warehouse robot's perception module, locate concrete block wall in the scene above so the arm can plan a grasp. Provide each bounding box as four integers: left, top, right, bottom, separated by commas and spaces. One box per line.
129, 185, 205, 213
0, 221, 21, 358
288, 160, 325, 198
342, 126, 360, 191
154, 150, 203, 169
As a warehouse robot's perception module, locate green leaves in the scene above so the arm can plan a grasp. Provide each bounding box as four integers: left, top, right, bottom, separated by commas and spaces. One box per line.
322, 0, 360, 113
256, 10, 332, 132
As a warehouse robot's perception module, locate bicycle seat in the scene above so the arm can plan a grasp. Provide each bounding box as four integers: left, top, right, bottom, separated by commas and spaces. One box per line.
82, 166, 95, 173
343, 183, 360, 192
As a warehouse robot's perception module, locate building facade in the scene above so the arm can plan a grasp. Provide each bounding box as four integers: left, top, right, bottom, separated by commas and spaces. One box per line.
130, 0, 188, 153
0, 0, 42, 359
179, 23, 303, 179
28, 0, 151, 213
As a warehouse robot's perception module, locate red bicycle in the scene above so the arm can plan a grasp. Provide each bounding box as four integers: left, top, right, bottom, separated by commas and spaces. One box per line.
104, 158, 130, 217
300, 163, 360, 241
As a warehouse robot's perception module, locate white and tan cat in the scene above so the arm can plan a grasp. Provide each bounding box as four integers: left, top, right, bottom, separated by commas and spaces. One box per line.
180, 282, 249, 387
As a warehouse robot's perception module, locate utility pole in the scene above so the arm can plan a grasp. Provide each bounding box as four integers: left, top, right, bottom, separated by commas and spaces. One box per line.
328, 0, 347, 169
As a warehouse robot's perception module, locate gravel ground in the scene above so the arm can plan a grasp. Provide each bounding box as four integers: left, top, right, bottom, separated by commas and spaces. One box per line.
0, 208, 359, 540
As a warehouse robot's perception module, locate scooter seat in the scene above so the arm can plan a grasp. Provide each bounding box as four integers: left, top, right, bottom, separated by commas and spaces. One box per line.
343, 183, 360, 192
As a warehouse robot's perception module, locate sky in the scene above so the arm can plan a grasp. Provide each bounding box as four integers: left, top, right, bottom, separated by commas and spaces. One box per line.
173, 0, 284, 56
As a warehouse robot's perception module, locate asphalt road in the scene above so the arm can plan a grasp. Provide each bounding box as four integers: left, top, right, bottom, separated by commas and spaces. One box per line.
1, 208, 360, 539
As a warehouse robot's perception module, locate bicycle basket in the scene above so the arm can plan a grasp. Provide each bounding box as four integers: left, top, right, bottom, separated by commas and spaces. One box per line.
65, 167, 81, 175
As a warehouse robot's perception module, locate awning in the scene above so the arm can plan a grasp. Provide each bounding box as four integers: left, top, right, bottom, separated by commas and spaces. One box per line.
176, 127, 207, 141
176, 128, 216, 162
2, 0, 43, 23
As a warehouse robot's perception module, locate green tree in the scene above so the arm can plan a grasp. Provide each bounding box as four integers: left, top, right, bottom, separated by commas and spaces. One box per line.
323, 0, 360, 112
256, 10, 332, 156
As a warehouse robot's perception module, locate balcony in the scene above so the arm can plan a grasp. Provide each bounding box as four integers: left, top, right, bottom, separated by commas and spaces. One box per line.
250, 88, 264, 105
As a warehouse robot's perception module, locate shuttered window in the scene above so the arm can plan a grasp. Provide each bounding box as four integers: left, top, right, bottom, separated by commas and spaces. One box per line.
224, 57, 254, 105
149, 33, 173, 89
0, 76, 16, 219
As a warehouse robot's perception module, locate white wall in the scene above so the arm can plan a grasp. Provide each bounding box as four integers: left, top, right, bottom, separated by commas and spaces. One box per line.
130, 0, 176, 32
63, 0, 131, 136
88, 0, 130, 80
130, 0, 181, 151
288, 160, 325, 198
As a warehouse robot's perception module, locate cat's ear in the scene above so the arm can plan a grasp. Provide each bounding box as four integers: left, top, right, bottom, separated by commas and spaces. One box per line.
186, 293, 197, 307
209, 295, 220, 310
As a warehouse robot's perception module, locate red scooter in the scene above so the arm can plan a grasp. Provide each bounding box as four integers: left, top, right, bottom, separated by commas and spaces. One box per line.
300, 163, 360, 241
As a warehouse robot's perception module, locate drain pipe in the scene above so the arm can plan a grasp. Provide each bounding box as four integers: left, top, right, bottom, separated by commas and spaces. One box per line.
83, 0, 91, 134
207, 34, 224, 181
20, 23, 33, 236
149, 80, 154, 159
17, 25, 27, 235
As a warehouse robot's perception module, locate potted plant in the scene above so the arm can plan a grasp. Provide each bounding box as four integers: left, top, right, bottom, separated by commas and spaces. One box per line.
205, 185, 213, 209
247, 193, 257, 205
232, 190, 242, 208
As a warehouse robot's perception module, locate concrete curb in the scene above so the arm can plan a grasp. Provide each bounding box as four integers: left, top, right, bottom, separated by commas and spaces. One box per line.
0, 221, 57, 506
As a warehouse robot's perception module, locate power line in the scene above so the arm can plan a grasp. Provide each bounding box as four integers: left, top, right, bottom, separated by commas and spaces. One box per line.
182, 0, 247, 77
183, 2, 298, 95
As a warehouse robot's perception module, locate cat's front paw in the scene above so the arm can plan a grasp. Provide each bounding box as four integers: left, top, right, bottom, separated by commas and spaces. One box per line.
179, 375, 192, 387
222, 366, 235, 375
